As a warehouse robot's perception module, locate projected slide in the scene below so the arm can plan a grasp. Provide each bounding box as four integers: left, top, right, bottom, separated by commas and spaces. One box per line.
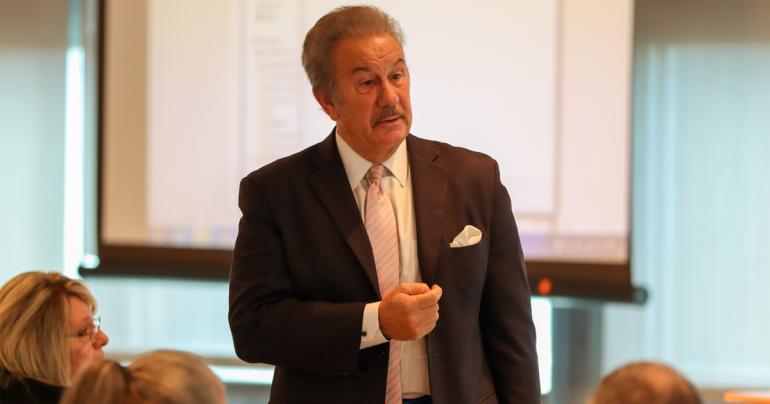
102, 0, 632, 264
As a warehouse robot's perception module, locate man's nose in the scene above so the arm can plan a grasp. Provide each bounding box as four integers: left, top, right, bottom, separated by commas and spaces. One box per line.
378, 81, 400, 106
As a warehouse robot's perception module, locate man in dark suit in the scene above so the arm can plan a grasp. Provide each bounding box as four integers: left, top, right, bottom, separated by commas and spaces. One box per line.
228, 5, 540, 403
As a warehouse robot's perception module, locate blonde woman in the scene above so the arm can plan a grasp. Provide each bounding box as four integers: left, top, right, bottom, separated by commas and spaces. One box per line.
61, 350, 227, 404
0, 271, 109, 403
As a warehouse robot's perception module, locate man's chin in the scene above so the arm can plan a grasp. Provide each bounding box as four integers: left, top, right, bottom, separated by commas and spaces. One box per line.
376, 130, 408, 148
374, 122, 409, 141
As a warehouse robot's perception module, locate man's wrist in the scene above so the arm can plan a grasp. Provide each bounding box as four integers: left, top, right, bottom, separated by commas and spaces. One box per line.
360, 302, 388, 349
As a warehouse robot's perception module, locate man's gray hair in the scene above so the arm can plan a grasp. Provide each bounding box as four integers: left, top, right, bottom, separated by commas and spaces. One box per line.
302, 5, 405, 98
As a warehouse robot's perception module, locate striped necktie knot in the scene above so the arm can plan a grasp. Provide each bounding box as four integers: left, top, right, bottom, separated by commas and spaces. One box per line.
367, 164, 385, 187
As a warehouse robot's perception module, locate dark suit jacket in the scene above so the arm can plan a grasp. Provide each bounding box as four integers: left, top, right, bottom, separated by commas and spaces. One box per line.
229, 133, 540, 403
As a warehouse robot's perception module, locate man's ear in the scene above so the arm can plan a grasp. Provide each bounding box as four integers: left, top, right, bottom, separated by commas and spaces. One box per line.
313, 88, 339, 121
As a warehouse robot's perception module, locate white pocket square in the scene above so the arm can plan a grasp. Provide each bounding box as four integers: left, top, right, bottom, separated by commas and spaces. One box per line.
449, 225, 483, 248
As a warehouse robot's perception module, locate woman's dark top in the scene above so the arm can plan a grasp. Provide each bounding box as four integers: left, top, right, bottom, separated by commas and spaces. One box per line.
0, 377, 63, 404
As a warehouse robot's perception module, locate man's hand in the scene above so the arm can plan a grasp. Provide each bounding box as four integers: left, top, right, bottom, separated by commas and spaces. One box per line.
378, 283, 442, 341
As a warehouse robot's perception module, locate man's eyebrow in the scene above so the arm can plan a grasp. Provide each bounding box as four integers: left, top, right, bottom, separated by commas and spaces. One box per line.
350, 58, 407, 75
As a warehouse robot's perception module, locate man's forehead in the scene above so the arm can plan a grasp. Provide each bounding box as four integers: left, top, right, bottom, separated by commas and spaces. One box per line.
350, 57, 407, 74
333, 35, 406, 71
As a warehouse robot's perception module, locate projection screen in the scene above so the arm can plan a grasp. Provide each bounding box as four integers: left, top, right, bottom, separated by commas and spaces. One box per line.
90, 0, 642, 301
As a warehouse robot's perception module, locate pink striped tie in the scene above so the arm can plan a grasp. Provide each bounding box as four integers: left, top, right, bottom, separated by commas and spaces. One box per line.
364, 164, 402, 404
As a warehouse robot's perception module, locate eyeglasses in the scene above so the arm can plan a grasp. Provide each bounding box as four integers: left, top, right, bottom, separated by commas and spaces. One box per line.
68, 316, 101, 343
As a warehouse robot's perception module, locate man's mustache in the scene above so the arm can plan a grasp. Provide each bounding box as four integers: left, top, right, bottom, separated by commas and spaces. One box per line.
373, 107, 405, 124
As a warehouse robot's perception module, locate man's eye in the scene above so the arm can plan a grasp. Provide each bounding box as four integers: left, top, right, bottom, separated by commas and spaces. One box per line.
361, 80, 374, 87
392, 73, 402, 80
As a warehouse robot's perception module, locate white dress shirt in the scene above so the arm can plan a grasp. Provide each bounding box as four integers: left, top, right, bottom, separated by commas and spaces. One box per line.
335, 132, 431, 399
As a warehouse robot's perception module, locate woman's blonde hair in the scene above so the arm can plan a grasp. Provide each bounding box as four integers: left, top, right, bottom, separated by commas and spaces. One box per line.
0, 271, 96, 388
61, 350, 226, 404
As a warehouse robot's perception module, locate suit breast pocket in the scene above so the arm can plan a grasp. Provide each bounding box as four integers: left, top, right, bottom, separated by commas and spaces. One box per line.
445, 238, 489, 301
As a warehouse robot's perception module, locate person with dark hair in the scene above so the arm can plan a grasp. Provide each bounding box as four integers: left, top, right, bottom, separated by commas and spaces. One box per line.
590, 361, 702, 404
228, 5, 540, 404
0, 271, 109, 404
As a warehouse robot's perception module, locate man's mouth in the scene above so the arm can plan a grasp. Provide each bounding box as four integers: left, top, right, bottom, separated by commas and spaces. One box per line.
375, 114, 403, 126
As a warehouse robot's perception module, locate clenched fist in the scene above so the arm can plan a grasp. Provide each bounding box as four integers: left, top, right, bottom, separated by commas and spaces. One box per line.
378, 283, 442, 341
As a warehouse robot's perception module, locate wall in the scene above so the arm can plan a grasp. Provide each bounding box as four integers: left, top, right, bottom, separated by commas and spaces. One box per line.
0, 0, 69, 283
603, 0, 770, 388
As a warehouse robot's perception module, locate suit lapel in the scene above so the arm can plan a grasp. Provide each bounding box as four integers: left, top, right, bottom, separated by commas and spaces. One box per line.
306, 134, 448, 296
307, 134, 381, 298
407, 136, 447, 286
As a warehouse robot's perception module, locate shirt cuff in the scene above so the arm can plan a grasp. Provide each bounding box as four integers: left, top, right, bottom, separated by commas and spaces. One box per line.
360, 301, 388, 349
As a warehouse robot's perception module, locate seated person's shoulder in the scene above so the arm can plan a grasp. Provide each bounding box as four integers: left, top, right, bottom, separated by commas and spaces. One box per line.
1, 377, 63, 404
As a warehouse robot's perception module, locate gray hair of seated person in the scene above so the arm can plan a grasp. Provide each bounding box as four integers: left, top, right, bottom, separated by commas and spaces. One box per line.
60, 350, 226, 404
589, 361, 702, 404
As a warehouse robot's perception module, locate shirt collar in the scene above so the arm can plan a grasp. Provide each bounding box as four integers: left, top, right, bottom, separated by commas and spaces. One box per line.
335, 129, 408, 190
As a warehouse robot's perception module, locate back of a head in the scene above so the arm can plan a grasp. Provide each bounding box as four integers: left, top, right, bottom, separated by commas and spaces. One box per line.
129, 350, 226, 404
590, 361, 702, 404
61, 350, 226, 404
59, 360, 131, 404
0, 271, 96, 388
